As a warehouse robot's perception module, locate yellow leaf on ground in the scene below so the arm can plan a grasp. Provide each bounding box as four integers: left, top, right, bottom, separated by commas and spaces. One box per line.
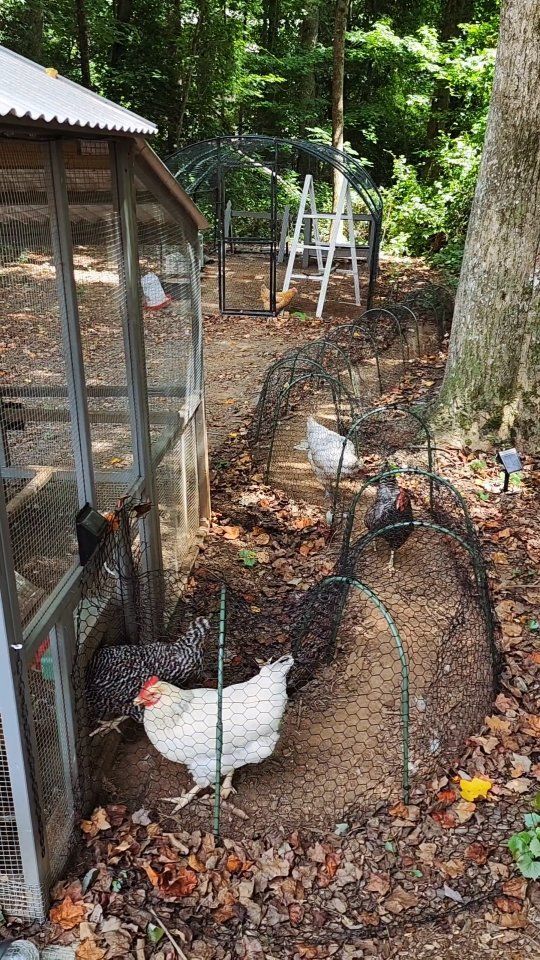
459, 776, 492, 802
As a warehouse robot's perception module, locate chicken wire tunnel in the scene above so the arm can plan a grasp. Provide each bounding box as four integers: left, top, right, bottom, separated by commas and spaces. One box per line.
71, 489, 496, 843
0, 46, 210, 920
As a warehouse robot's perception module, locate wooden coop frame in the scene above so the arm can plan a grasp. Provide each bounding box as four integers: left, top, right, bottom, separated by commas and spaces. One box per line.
0, 44, 210, 919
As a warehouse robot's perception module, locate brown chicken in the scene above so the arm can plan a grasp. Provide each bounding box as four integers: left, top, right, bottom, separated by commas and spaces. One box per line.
364, 477, 414, 572
260, 284, 297, 312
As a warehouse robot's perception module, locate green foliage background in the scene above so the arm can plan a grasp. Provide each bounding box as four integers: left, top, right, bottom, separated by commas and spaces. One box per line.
0, 0, 499, 274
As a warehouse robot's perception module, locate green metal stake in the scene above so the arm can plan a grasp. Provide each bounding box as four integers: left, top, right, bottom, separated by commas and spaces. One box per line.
213, 585, 227, 840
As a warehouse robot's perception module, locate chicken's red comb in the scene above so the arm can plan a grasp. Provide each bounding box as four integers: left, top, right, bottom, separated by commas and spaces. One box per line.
139, 675, 159, 693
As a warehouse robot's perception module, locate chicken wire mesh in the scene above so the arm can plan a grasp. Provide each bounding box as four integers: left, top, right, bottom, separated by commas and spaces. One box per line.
328, 405, 436, 534
259, 372, 359, 509
325, 320, 404, 399
249, 347, 358, 456
338, 468, 486, 576
68, 487, 495, 844
0, 139, 82, 622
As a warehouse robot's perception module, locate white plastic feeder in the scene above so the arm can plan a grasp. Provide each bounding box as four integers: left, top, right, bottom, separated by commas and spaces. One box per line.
141, 271, 171, 310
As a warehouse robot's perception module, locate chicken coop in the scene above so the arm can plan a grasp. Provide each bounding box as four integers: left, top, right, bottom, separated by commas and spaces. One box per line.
0, 45, 210, 919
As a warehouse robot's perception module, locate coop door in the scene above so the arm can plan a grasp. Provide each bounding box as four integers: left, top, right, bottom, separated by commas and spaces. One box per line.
219, 160, 278, 316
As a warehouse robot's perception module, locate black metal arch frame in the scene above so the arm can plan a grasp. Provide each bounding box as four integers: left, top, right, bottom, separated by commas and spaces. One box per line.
167, 136, 383, 316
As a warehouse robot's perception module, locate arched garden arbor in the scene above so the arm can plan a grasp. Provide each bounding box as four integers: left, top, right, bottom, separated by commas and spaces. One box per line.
168, 136, 383, 317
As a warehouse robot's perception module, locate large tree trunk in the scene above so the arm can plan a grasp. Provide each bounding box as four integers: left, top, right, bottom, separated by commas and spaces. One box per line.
332, 0, 349, 208
298, 0, 319, 131
75, 0, 91, 88
438, 0, 540, 447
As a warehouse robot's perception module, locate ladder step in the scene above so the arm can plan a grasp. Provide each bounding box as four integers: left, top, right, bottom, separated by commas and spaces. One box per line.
289, 269, 338, 281
302, 213, 345, 220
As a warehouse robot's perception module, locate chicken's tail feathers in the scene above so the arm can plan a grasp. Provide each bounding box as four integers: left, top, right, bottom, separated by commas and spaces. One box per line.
183, 616, 211, 647
261, 653, 295, 681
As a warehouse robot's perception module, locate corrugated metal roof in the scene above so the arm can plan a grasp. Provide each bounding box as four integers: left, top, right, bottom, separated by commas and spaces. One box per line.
0, 45, 158, 135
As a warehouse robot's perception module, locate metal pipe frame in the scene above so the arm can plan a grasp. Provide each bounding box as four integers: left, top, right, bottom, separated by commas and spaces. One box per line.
109, 140, 163, 579
44, 141, 96, 508
0, 467, 48, 918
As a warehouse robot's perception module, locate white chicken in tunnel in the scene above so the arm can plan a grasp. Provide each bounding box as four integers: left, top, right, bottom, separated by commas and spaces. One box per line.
134, 654, 294, 810
297, 416, 363, 521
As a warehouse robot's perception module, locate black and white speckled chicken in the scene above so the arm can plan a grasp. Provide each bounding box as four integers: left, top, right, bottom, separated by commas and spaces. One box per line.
86, 616, 209, 730
364, 477, 414, 572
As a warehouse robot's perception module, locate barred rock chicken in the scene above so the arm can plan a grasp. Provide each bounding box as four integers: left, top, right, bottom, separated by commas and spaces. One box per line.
134, 654, 294, 810
86, 617, 209, 729
300, 417, 363, 520
364, 477, 414, 572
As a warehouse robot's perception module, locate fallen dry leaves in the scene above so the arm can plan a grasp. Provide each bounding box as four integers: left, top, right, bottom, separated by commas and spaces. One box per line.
23, 279, 540, 957
76, 940, 106, 960
49, 896, 87, 930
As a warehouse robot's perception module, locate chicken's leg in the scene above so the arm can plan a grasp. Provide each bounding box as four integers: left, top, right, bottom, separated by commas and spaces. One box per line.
220, 770, 236, 800
163, 783, 205, 813
388, 549, 395, 574
90, 716, 130, 737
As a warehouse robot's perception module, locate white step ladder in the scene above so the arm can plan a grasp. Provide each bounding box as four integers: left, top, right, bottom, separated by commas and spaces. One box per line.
283, 174, 361, 318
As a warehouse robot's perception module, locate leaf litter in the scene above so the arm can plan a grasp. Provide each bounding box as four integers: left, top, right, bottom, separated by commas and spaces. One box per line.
6, 265, 540, 958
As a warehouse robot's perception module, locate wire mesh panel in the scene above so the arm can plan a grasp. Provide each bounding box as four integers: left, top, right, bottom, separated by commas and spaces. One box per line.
263, 372, 359, 510
154, 415, 201, 572
339, 468, 484, 575
135, 173, 204, 567
26, 633, 75, 884
329, 406, 436, 534
63, 139, 137, 511
325, 323, 390, 399
0, 139, 84, 623
0, 713, 37, 917
249, 348, 358, 456
339, 527, 494, 794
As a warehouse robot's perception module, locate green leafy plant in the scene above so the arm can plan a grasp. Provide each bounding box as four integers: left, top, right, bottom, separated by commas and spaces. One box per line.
147, 923, 165, 945
469, 459, 488, 473
238, 549, 258, 568
509, 811, 540, 879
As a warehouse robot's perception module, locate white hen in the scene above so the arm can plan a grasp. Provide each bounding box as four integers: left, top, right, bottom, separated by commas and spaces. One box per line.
134, 654, 294, 810
305, 416, 363, 498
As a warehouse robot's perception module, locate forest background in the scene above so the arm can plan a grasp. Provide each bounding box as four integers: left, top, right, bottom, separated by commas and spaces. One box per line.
0, 0, 499, 279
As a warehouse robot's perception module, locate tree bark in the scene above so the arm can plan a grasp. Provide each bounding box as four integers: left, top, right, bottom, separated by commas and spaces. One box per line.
426, 0, 467, 147
438, 0, 540, 448
299, 0, 319, 134
111, 0, 134, 69
75, 0, 91, 88
332, 0, 350, 208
